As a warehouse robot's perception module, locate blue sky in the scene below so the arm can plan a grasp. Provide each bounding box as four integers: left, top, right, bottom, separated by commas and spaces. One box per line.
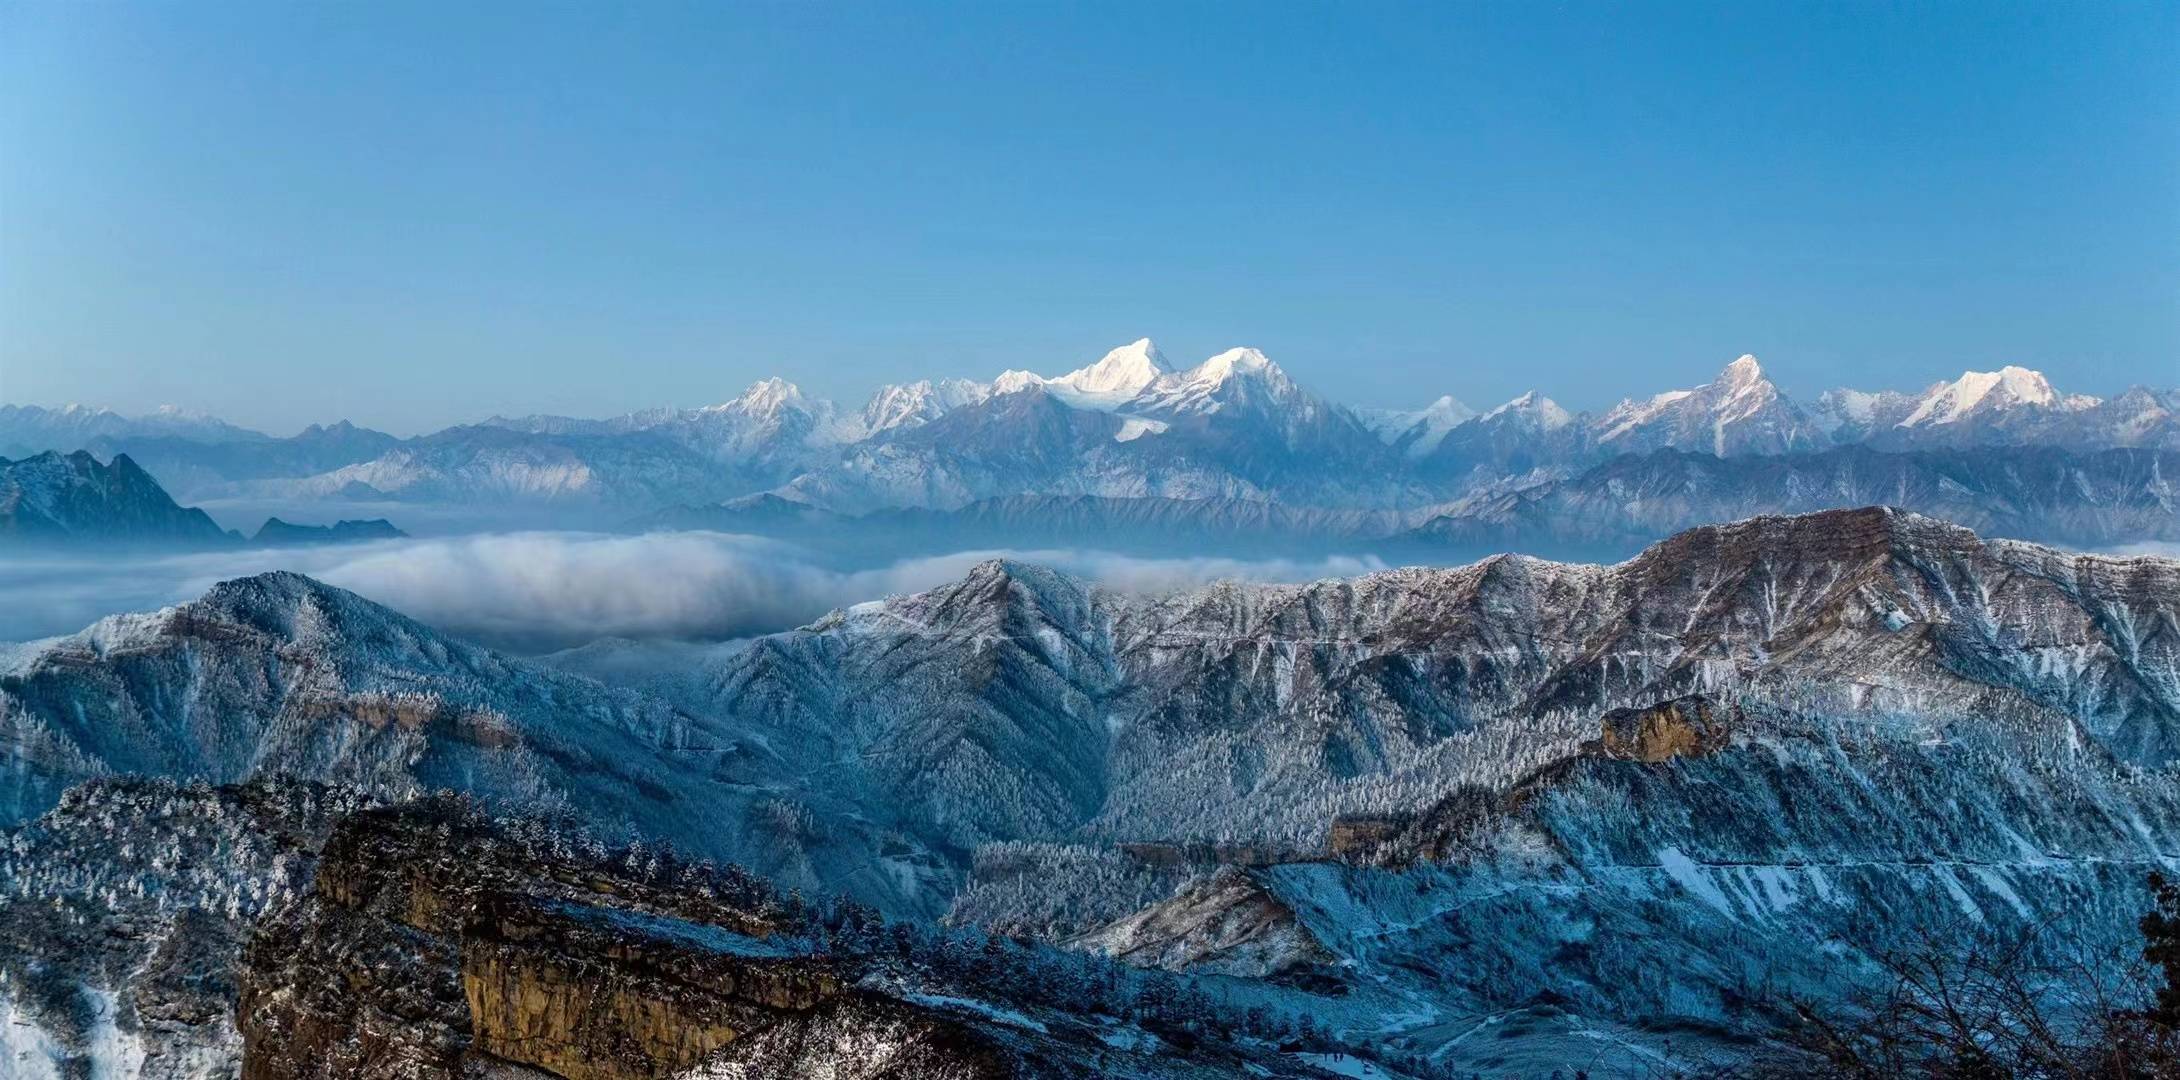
2, 1, 2173, 434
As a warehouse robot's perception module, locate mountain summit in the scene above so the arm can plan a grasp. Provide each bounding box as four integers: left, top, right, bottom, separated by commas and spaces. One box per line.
1592, 354, 1819, 457
1900, 365, 2083, 427
1052, 337, 1172, 397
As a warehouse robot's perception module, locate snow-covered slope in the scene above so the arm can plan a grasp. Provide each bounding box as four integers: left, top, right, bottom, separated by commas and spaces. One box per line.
1362, 395, 1476, 459
854, 377, 995, 437
699, 507, 2180, 870
1899, 365, 2086, 427
11, 508, 2180, 1072
0, 571, 947, 912
1047, 337, 1175, 404
1065, 696, 2180, 1067
0, 778, 373, 1080
1592, 354, 1822, 456
772, 344, 1412, 513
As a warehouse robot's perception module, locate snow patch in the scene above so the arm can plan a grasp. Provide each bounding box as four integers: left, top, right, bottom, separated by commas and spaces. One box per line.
1657, 847, 1738, 919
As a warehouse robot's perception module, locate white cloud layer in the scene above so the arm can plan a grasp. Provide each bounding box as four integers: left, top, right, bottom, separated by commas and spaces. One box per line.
0, 531, 1387, 651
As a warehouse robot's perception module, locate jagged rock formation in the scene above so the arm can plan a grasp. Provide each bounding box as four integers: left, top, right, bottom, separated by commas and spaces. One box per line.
239, 801, 845, 1079
1041, 693, 2180, 1069
1591, 355, 1822, 457
12, 507, 2179, 908
1066, 868, 1334, 980
0, 450, 234, 546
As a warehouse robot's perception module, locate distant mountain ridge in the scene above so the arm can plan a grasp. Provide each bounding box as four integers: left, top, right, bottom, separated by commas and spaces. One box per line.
639, 444, 2180, 560
250, 516, 407, 545
0, 450, 235, 545
0, 448, 411, 549
9, 344, 2173, 516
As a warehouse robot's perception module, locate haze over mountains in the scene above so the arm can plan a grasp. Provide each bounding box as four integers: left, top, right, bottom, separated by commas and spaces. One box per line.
7, 344, 2172, 519
7, 344, 2175, 565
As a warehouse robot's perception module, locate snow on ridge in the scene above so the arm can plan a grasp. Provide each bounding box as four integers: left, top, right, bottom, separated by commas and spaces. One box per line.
1363, 394, 1478, 456
1051, 337, 1172, 397
1899, 366, 2084, 428
1481, 390, 1574, 431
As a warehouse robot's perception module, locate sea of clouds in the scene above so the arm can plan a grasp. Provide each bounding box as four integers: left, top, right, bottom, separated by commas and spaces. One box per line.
0, 531, 1387, 652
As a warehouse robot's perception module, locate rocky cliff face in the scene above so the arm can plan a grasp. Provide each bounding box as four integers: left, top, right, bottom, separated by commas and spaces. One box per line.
1595, 695, 1734, 762
235, 798, 1325, 1080
238, 799, 1001, 1080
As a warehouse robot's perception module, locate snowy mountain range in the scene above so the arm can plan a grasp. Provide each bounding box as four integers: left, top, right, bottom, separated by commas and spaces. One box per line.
7, 345, 2173, 518
5, 507, 2180, 1072
644, 444, 2180, 560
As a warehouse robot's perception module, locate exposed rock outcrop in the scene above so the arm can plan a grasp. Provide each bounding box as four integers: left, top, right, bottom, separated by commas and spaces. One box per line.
1595, 695, 1734, 762
1069, 868, 1335, 981
238, 798, 1016, 1080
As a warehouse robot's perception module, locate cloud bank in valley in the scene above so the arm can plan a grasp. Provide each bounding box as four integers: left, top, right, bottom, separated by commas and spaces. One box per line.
0, 531, 1388, 652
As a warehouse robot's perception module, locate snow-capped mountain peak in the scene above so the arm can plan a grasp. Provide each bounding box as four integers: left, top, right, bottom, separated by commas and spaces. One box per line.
720, 376, 810, 416
1364, 394, 1478, 457
1192, 346, 1273, 379
1593, 353, 1815, 456
855, 377, 994, 437
1481, 390, 1574, 431
1172, 347, 1294, 397
1052, 337, 1171, 396
1899, 366, 2077, 428
1128, 347, 1306, 418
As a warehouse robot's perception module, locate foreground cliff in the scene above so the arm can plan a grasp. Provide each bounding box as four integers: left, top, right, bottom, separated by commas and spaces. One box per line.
234, 798, 1353, 1079
0, 779, 375, 1080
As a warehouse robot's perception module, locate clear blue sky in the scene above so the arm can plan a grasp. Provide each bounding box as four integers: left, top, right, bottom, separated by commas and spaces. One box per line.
3, 1, 2174, 435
